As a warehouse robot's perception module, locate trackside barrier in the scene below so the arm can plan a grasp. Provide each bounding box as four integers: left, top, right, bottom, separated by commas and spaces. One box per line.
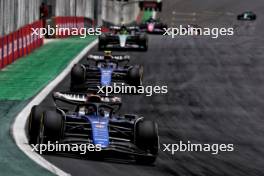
0, 16, 93, 70
13, 31, 19, 61
53, 16, 93, 38
0, 20, 43, 70
0, 36, 2, 69
3, 36, 8, 67
8, 34, 13, 64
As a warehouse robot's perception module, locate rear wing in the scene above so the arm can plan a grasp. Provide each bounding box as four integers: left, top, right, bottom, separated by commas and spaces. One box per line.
109, 26, 140, 32
87, 54, 130, 62
139, 1, 162, 12
109, 26, 121, 31
53, 92, 122, 106
127, 26, 140, 32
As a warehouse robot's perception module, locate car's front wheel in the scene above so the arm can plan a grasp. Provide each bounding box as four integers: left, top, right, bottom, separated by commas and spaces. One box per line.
28, 105, 44, 144
135, 120, 159, 164
142, 41, 148, 51
37, 111, 64, 144
128, 65, 143, 86
98, 42, 105, 51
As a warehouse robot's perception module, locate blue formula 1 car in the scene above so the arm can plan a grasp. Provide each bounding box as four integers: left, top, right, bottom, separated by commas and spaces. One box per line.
70, 51, 143, 92
28, 92, 159, 164
98, 26, 148, 51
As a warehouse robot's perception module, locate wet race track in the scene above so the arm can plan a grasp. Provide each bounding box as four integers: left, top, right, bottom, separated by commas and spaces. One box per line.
39, 0, 264, 175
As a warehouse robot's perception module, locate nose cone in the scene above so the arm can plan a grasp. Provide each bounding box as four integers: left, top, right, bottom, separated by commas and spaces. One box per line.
119, 35, 127, 47
100, 68, 113, 86
148, 23, 155, 32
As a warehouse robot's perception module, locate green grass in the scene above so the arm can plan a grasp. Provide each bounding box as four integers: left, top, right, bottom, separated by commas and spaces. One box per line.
0, 36, 96, 100
0, 36, 96, 176
0, 100, 54, 176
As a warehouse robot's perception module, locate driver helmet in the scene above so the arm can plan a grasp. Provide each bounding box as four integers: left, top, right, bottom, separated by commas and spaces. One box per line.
85, 105, 96, 115
120, 25, 128, 34
104, 51, 113, 60
99, 109, 105, 117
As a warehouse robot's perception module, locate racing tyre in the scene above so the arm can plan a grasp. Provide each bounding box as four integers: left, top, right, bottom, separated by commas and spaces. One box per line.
142, 41, 148, 51
128, 65, 143, 86
98, 42, 105, 51
139, 35, 148, 51
98, 35, 106, 51
37, 111, 64, 144
135, 120, 159, 164
139, 24, 147, 30
71, 64, 86, 85
157, 2, 162, 12
28, 105, 44, 144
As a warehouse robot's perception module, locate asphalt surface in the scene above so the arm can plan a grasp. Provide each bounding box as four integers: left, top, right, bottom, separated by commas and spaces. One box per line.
39, 0, 264, 175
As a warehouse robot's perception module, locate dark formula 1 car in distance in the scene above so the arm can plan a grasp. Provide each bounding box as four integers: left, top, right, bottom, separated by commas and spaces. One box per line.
28, 92, 159, 164
237, 11, 256, 20
70, 51, 143, 92
139, 0, 162, 12
139, 18, 167, 34
98, 25, 148, 51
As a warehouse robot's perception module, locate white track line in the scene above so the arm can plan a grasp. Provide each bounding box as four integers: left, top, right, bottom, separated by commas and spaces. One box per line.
12, 39, 98, 176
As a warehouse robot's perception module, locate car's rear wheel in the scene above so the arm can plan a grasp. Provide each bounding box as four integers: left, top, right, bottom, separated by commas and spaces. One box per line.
135, 120, 159, 164
128, 65, 143, 86
142, 41, 148, 51
98, 42, 105, 51
71, 64, 86, 86
139, 24, 147, 30
98, 35, 106, 51
157, 2, 162, 12
139, 35, 148, 51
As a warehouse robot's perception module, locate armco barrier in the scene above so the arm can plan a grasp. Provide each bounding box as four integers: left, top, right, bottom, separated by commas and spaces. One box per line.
0, 36, 2, 69
3, 35, 8, 67
8, 34, 13, 64
0, 20, 43, 70
0, 16, 93, 70
13, 31, 19, 61
18, 28, 23, 58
